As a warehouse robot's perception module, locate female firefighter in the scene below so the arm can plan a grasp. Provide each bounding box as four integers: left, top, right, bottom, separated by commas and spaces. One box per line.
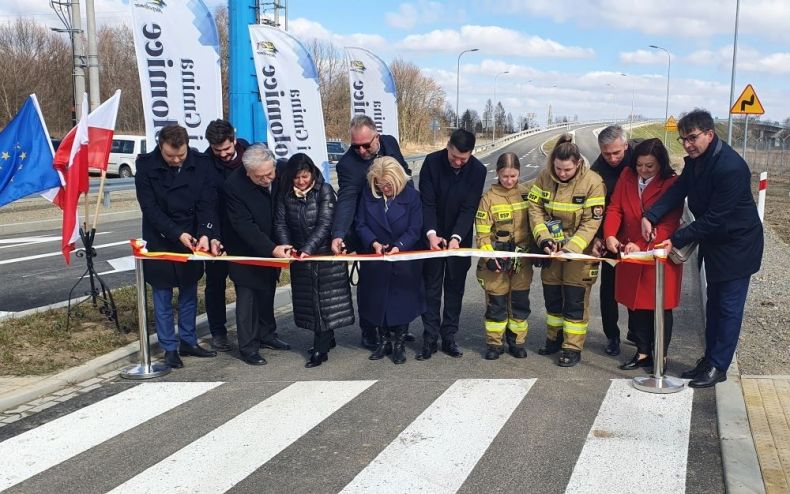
527, 134, 606, 367
475, 152, 534, 360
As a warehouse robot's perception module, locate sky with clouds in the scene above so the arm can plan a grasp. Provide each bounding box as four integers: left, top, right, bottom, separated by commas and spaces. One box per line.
3, 0, 789, 126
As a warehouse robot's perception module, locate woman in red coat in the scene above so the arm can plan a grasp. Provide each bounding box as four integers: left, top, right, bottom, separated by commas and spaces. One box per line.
603, 138, 683, 370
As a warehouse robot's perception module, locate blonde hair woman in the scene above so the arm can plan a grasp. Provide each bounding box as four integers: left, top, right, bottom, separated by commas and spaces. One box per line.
354, 156, 424, 364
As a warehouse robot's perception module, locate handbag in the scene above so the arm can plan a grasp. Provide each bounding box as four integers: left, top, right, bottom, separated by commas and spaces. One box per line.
668, 241, 697, 264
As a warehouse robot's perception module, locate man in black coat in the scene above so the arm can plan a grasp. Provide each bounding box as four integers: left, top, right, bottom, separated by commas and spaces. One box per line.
590, 125, 635, 357
330, 115, 412, 349
223, 144, 293, 365
417, 129, 487, 360
203, 119, 249, 352
643, 109, 764, 388
135, 124, 221, 369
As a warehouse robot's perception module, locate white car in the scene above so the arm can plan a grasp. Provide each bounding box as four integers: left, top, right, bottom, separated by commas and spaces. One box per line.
106, 135, 147, 177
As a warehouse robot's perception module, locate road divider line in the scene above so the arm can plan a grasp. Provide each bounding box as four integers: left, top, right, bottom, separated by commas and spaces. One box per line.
340, 379, 535, 494
0, 382, 222, 492
565, 379, 694, 493
0, 240, 129, 265
110, 380, 376, 494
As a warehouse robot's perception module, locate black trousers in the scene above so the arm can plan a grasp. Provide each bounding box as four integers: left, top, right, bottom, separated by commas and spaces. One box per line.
205, 260, 228, 337
234, 284, 277, 357
421, 256, 471, 343
628, 309, 673, 356
313, 331, 333, 354
599, 261, 620, 339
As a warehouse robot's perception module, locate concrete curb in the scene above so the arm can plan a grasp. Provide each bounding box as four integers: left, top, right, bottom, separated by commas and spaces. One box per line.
0, 285, 292, 413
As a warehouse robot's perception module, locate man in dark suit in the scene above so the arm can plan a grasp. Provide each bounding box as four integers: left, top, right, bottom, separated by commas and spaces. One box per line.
417, 129, 487, 360
643, 109, 764, 388
135, 124, 221, 369
223, 144, 293, 365
330, 115, 413, 349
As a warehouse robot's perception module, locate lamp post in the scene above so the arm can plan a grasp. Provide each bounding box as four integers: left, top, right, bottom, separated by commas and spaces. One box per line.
650, 44, 671, 145
455, 48, 479, 129
620, 72, 635, 132
493, 70, 509, 141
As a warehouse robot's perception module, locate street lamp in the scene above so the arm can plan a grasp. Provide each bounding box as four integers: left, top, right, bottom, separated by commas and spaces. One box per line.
493, 70, 509, 141
650, 44, 671, 145
455, 48, 479, 129
620, 72, 635, 132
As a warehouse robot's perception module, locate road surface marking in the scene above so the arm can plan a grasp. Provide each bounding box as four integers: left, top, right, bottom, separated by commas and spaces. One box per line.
0, 232, 111, 250
110, 380, 376, 494
565, 379, 693, 493
97, 255, 136, 275
0, 382, 221, 492
340, 378, 535, 494
0, 240, 129, 265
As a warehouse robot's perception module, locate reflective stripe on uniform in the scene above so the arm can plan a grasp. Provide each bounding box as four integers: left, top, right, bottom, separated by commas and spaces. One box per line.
533, 223, 549, 237
527, 185, 549, 203
477, 224, 492, 234
546, 313, 563, 327
545, 201, 583, 213
507, 319, 528, 332
563, 319, 588, 335
584, 196, 605, 208
569, 235, 588, 250
479, 243, 494, 251
476, 210, 488, 220
490, 204, 513, 213
511, 201, 529, 211
485, 320, 508, 333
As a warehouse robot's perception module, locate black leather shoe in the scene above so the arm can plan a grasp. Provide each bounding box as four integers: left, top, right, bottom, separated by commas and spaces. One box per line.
485, 346, 505, 360
558, 349, 581, 367
211, 335, 231, 352
509, 347, 528, 359
538, 338, 562, 356
605, 337, 621, 356
164, 350, 183, 369
441, 341, 463, 358
261, 337, 291, 351
305, 351, 328, 368
619, 352, 652, 370
689, 365, 727, 388
361, 335, 378, 350
179, 342, 217, 358
369, 341, 393, 360
242, 353, 267, 366
415, 341, 438, 361
681, 357, 708, 379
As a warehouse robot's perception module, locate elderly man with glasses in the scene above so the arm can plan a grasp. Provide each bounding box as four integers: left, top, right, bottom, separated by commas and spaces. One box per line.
642, 109, 764, 388
331, 115, 414, 349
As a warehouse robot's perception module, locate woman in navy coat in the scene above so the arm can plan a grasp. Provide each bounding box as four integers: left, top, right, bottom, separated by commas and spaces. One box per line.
355, 156, 425, 364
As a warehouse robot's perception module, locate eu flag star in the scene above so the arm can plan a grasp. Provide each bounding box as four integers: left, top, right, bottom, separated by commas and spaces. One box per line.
1, 151, 9, 160
19, 151, 27, 160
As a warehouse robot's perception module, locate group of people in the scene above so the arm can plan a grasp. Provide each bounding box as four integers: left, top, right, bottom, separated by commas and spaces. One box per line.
135, 108, 763, 389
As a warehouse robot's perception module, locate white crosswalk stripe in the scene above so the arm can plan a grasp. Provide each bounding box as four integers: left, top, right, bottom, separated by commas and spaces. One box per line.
0, 382, 221, 491
0, 379, 697, 493
565, 380, 694, 494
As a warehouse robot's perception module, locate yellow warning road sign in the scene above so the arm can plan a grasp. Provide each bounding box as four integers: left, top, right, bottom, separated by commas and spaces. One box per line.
731, 84, 765, 115
664, 116, 677, 131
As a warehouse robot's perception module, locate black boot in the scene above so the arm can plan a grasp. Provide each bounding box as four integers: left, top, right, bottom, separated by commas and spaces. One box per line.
392, 326, 406, 364
509, 346, 528, 359
538, 336, 563, 355
415, 340, 438, 361
305, 351, 328, 368
485, 346, 505, 360
369, 328, 392, 360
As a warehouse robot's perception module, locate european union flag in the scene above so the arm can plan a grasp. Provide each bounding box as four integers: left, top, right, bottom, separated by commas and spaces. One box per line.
0, 95, 62, 207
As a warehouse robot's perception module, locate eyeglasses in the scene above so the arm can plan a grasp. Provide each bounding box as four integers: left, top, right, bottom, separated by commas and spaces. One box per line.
350, 135, 378, 151
676, 132, 706, 144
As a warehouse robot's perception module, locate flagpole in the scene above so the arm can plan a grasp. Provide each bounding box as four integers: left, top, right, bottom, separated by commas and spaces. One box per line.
92, 170, 107, 230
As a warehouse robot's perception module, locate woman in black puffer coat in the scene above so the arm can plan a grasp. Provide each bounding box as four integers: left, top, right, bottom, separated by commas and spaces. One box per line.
274, 153, 354, 368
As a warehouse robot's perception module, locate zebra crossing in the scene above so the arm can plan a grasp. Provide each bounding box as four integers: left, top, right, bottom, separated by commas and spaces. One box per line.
0, 378, 699, 494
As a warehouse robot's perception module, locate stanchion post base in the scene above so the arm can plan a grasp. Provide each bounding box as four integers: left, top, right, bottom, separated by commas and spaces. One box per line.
632, 374, 685, 394
120, 361, 171, 380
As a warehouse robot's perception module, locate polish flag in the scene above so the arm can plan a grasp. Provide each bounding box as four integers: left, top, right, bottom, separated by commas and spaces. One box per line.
53, 93, 90, 264
87, 90, 121, 170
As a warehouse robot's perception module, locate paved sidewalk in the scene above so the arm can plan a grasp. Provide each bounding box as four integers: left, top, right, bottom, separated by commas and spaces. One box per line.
741, 376, 790, 493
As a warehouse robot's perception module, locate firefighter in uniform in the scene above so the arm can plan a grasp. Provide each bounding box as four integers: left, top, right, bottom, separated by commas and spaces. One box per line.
527, 134, 605, 367
475, 153, 534, 360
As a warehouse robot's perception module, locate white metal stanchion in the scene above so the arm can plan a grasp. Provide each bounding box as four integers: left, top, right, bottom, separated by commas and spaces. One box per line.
633, 249, 685, 393
121, 258, 171, 379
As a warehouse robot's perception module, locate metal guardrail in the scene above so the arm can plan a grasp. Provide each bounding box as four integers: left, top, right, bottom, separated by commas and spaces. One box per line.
89, 178, 136, 208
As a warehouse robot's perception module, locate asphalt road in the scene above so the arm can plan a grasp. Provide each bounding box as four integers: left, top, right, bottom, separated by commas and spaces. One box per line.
0, 123, 725, 492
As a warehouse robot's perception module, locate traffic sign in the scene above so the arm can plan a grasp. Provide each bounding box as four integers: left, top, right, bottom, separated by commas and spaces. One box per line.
730, 84, 765, 115
664, 116, 677, 131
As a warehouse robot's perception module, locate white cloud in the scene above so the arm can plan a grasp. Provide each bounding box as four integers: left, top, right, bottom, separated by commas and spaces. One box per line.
619, 49, 668, 65
741, 52, 790, 74
397, 25, 594, 58
496, 0, 790, 41
385, 1, 446, 30
289, 18, 388, 51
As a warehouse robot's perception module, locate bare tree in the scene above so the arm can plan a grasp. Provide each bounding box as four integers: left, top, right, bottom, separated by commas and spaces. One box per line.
306, 39, 349, 139
97, 25, 144, 133
390, 58, 445, 144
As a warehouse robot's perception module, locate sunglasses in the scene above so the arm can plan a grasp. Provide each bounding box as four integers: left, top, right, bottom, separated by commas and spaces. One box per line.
350, 135, 378, 151
676, 131, 707, 144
